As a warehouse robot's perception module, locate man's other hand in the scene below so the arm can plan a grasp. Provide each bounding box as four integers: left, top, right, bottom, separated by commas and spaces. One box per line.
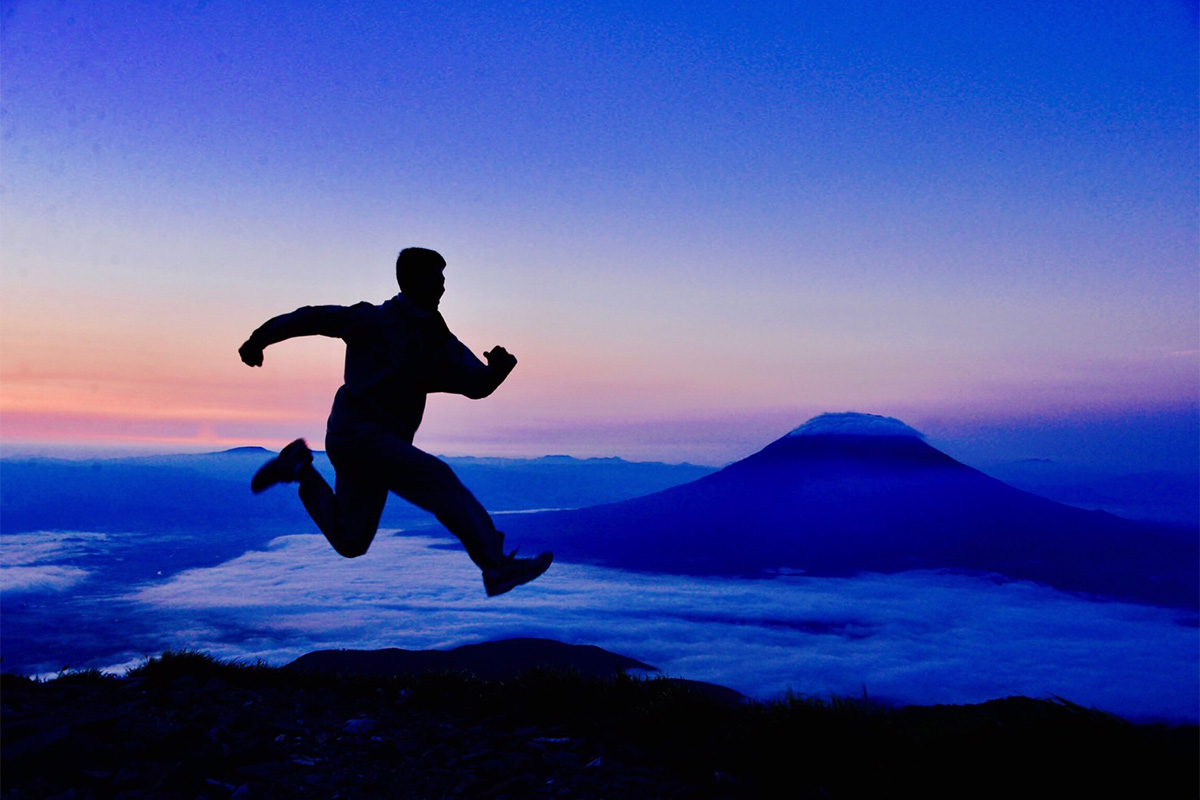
239, 340, 264, 367
484, 346, 517, 375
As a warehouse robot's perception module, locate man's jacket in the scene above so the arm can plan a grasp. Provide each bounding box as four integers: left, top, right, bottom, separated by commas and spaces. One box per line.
248, 293, 501, 441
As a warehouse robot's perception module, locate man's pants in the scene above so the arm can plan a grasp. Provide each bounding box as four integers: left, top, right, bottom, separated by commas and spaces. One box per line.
297, 431, 504, 571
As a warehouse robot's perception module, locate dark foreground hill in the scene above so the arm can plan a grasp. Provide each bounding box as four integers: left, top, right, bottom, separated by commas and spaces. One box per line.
502, 413, 1199, 608
287, 638, 656, 681
3, 646, 1195, 799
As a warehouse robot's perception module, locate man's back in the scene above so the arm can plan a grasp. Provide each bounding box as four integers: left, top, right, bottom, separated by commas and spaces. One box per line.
331, 295, 443, 440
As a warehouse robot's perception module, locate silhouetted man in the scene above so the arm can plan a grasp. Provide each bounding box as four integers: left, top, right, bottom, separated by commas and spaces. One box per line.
238, 247, 552, 596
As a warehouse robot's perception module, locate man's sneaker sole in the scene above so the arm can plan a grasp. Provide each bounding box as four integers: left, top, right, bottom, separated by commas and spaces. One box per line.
485, 552, 553, 597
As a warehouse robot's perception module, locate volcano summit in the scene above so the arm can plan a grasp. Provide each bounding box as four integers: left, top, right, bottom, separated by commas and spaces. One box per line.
501, 413, 1197, 608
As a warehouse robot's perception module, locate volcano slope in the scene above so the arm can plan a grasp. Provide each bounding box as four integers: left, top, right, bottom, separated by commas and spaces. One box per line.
499, 413, 1197, 608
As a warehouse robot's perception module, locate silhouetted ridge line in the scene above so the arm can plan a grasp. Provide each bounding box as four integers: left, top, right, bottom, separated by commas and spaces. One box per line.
285, 638, 655, 680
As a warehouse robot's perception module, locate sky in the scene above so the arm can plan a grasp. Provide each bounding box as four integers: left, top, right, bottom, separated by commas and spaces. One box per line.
2, 0, 1197, 466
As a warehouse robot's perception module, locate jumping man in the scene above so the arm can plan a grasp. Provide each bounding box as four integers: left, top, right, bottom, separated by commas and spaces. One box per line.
238, 247, 552, 596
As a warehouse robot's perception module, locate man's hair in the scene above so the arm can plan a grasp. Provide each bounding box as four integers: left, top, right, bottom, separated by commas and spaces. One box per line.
395, 247, 446, 289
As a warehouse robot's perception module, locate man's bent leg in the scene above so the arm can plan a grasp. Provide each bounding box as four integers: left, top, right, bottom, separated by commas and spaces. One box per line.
297, 460, 387, 559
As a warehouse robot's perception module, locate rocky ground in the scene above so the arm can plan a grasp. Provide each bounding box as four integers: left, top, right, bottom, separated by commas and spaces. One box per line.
3, 651, 1197, 799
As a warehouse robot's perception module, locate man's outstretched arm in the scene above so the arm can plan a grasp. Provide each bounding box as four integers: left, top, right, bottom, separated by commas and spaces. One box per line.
239, 304, 357, 367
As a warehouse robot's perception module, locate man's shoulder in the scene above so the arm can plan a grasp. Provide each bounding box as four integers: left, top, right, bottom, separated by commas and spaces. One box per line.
340, 299, 390, 320
379, 294, 437, 325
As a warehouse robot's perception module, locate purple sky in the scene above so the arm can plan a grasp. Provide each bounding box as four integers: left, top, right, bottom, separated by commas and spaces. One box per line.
2, 1, 1196, 467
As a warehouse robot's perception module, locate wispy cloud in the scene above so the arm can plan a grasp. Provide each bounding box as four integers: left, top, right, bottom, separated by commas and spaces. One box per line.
1, 531, 109, 567
0, 532, 107, 592
1, 565, 90, 593
127, 532, 1199, 723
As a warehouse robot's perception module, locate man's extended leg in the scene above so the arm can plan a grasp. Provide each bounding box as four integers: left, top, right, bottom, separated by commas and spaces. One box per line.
333, 433, 551, 594
334, 433, 506, 571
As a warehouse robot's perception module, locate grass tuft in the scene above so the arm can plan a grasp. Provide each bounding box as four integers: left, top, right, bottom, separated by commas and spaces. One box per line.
127, 649, 275, 684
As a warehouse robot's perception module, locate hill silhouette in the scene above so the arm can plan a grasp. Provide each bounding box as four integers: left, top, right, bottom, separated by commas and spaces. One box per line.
286, 638, 655, 681
501, 413, 1198, 608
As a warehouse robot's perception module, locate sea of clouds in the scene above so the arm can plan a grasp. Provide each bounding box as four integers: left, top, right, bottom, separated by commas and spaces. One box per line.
0, 531, 103, 593
6, 529, 1191, 722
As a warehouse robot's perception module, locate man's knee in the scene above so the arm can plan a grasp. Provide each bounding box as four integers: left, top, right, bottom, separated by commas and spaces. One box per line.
332, 540, 370, 559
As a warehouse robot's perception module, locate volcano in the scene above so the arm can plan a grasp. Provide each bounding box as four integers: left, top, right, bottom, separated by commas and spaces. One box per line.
501, 413, 1198, 608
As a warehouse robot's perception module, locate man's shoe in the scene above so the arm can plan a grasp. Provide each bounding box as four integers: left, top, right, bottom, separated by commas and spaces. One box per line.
251, 439, 313, 493
484, 550, 553, 597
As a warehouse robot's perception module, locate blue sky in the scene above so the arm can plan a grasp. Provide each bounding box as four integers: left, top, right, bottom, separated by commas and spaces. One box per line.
2, 0, 1196, 465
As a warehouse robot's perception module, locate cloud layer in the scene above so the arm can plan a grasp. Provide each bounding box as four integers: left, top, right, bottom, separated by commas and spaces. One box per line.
0, 531, 106, 592
126, 531, 1199, 723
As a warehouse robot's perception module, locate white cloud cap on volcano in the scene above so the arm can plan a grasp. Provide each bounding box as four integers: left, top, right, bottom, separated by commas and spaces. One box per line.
786, 412, 924, 439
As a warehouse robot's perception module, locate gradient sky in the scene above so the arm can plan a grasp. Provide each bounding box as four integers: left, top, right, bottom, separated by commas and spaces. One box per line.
2, 1, 1196, 466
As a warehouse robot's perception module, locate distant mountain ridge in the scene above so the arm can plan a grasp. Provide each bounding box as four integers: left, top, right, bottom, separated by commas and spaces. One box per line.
0, 450, 716, 536
500, 413, 1198, 608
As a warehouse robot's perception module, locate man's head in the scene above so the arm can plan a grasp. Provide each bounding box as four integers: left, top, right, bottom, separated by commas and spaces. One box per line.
396, 247, 447, 310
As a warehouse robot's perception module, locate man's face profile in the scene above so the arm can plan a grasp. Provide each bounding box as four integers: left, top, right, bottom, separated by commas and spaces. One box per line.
406, 266, 446, 310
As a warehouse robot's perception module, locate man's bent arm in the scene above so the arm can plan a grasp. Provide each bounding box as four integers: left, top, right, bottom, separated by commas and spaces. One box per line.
239, 304, 356, 366
433, 341, 517, 399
